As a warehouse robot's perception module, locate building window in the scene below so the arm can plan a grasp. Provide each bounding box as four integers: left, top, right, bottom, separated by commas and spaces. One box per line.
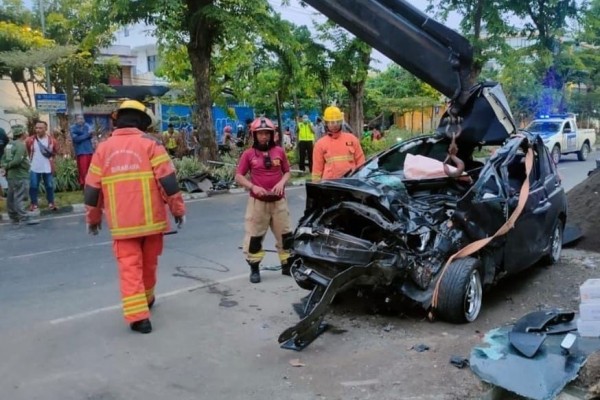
123, 26, 129, 37
147, 55, 157, 73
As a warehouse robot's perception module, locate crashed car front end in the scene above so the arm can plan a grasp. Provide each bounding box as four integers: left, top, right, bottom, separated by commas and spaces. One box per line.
290, 177, 470, 304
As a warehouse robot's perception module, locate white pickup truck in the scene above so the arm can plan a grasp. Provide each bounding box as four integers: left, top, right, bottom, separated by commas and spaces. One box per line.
526, 114, 596, 164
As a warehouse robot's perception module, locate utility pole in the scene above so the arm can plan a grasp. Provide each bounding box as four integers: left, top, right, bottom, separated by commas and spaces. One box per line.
39, 0, 54, 130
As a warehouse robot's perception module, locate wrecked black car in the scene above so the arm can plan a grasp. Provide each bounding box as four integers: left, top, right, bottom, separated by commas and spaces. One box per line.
277, 0, 568, 351
279, 84, 567, 350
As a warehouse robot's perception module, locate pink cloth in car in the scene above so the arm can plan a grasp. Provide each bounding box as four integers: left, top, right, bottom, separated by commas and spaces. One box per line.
403, 154, 460, 180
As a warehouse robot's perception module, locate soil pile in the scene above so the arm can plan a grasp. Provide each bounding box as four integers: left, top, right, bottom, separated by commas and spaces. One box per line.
567, 170, 600, 252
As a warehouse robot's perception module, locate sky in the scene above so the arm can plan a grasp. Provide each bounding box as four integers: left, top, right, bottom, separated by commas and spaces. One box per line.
272, 0, 463, 68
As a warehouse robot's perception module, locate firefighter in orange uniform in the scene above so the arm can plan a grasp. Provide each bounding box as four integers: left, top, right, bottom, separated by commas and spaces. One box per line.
84, 100, 186, 334
312, 106, 365, 182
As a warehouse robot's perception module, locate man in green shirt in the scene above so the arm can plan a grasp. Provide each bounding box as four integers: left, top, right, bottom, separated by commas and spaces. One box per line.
0, 126, 38, 225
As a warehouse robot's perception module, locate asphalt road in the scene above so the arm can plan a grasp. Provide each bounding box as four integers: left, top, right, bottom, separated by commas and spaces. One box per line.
556, 150, 598, 191
0, 186, 308, 332
0, 152, 596, 332
0, 152, 597, 400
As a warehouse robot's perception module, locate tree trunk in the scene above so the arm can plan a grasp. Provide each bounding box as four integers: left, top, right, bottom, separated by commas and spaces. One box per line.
343, 80, 365, 138
293, 92, 300, 119
187, 1, 218, 161
65, 63, 75, 120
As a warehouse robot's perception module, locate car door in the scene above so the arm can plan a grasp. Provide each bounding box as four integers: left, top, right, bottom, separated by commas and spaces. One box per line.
539, 140, 565, 244
562, 121, 577, 152
503, 145, 549, 273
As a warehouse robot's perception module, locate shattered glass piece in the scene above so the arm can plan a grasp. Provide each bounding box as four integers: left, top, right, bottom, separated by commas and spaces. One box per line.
470, 325, 600, 400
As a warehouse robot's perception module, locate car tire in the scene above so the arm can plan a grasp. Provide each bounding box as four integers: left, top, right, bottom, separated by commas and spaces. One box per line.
551, 145, 561, 164
436, 257, 483, 323
577, 142, 591, 161
542, 220, 564, 265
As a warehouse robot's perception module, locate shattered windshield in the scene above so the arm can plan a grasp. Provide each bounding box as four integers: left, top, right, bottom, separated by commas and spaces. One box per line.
354, 137, 448, 179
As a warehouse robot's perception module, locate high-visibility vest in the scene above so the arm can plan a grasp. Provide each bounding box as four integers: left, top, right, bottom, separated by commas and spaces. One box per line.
297, 122, 315, 142
163, 131, 178, 149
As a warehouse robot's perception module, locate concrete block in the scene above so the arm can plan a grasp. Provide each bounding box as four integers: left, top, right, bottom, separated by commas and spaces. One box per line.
580, 302, 600, 321
580, 279, 600, 302
577, 318, 600, 337
71, 203, 85, 213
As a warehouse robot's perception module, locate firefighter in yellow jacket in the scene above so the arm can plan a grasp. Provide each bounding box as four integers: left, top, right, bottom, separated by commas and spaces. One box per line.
84, 100, 186, 334
312, 106, 365, 182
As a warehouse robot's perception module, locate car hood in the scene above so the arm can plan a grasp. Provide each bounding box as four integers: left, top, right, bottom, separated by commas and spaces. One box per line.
528, 130, 558, 140
437, 82, 516, 146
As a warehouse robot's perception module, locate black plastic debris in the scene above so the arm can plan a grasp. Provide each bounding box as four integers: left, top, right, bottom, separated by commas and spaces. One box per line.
412, 344, 430, 353
180, 173, 213, 193
449, 355, 469, 369
508, 310, 576, 358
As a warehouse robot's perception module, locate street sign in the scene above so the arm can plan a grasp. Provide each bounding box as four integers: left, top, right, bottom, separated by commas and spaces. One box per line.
35, 93, 67, 113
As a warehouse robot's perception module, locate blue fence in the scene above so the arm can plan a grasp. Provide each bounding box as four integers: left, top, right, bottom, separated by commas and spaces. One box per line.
161, 104, 254, 143
160, 104, 320, 142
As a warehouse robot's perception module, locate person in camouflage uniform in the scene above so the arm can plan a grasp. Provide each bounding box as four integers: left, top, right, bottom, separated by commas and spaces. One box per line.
0, 126, 38, 225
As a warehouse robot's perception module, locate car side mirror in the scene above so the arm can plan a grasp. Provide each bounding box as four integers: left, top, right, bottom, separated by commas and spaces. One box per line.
563, 128, 571, 133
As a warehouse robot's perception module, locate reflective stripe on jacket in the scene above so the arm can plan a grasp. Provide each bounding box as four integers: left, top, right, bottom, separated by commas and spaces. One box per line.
312, 132, 365, 181
85, 127, 185, 239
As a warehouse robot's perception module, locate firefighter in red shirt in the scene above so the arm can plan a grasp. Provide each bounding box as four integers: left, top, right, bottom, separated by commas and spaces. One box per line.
312, 106, 365, 181
84, 100, 186, 334
235, 117, 293, 284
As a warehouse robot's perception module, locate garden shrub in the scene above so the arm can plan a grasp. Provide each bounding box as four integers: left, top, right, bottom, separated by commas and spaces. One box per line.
53, 156, 80, 192
173, 156, 208, 180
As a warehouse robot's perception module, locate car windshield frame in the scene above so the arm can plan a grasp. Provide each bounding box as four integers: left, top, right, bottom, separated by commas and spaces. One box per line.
526, 121, 561, 133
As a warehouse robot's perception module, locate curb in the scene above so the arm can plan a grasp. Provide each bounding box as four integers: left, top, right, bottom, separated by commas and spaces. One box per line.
0, 181, 308, 222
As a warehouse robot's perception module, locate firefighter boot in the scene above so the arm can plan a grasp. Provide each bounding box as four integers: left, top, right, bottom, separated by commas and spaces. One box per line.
281, 259, 291, 276
130, 318, 152, 334
249, 262, 261, 284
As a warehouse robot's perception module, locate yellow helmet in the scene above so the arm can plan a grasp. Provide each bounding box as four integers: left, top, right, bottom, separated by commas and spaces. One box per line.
323, 106, 343, 122
117, 100, 155, 130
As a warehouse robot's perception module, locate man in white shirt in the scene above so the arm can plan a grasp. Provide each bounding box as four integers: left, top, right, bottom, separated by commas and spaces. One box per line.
25, 121, 59, 211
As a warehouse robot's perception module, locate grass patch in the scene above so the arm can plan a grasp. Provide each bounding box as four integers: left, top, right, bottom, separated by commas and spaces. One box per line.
0, 190, 83, 213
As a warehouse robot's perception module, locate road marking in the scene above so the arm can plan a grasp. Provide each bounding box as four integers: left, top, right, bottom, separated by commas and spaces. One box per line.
49, 272, 249, 325
1, 241, 112, 260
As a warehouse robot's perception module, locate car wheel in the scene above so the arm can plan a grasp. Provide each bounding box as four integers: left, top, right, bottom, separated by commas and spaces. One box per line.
436, 257, 483, 323
578, 142, 591, 161
551, 145, 561, 164
543, 221, 564, 265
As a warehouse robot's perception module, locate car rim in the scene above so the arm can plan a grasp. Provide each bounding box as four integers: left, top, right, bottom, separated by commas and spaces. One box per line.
552, 148, 560, 164
583, 145, 589, 159
551, 224, 562, 262
464, 270, 482, 322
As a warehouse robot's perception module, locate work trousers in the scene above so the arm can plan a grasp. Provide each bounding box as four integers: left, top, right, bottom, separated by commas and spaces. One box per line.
298, 140, 313, 172
7, 178, 28, 222
242, 197, 292, 265
76, 154, 93, 186
113, 233, 164, 323
29, 172, 54, 205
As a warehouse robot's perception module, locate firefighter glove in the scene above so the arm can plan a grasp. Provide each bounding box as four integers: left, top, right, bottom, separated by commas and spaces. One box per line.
87, 222, 102, 236
175, 215, 186, 229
